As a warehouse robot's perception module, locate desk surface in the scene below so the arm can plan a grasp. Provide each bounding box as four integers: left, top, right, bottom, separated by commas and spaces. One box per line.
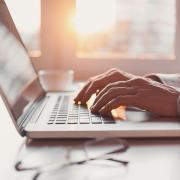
0, 97, 23, 179
1, 97, 180, 180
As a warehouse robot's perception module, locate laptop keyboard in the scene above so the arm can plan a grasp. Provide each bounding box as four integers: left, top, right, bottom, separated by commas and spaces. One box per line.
47, 95, 115, 125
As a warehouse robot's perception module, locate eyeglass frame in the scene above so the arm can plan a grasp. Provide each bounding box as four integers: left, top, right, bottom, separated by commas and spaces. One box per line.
14, 138, 129, 180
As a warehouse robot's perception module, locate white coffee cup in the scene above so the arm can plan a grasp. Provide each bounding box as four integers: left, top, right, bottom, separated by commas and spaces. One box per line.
38, 70, 74, 92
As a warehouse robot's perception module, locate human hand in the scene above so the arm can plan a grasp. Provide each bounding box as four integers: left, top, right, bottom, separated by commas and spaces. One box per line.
74, 68, 136, 105
91, 77, 179, 117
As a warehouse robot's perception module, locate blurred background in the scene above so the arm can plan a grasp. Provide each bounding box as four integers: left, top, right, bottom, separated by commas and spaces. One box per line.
4, 0, 178, 79
5, 0, 175, 58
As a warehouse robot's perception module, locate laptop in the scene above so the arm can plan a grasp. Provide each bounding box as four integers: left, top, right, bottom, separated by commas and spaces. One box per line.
1, 0, 180, 139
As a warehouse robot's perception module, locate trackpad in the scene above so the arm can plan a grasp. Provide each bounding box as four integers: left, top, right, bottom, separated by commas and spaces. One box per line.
114, 106, 180, 123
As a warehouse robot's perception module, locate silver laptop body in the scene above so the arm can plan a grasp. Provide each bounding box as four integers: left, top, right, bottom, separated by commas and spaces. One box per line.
1, 0, 180, 139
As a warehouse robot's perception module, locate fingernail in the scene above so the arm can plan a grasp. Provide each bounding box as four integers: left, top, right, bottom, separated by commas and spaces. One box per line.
76, 101, 81, 105
96, 89, 100, 93
77, 101, 82, 105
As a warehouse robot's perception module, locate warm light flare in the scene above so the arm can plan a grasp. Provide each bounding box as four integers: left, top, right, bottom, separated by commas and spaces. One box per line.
74, 0, 116, 35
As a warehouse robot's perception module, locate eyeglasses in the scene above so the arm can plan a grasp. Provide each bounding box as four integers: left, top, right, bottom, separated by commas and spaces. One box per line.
14, 138, 129, 180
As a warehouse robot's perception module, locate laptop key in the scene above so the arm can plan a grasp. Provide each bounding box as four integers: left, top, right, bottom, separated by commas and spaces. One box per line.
102, 117, 115, 124
49, 119, 55, 122
56, 117, 67, 121
79, 116, 90, 124
67, 118, 78, 124
104, 121, 115, 124
57, 115, 67, 118
91, 117, 102, 124
55, 122, 66, 124
48, 122, 54, 124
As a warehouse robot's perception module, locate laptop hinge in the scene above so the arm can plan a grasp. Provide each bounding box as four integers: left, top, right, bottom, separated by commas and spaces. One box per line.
17, 95, 49, 136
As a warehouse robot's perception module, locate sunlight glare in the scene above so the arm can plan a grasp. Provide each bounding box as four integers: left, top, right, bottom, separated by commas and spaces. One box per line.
75, 0, 116, 35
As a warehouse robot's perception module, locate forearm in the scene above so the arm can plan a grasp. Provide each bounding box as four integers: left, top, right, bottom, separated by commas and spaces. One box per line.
144, 73, 180, 117
144, 73, 180, 90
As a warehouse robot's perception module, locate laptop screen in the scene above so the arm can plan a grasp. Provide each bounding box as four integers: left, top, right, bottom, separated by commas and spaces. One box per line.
0, 0, 44, 119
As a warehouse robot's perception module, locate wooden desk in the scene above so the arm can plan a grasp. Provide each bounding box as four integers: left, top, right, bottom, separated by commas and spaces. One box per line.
1, 97, 180, 180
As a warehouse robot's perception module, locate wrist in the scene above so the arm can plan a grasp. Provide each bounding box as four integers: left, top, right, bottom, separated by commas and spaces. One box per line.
144, 74, 162, 83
